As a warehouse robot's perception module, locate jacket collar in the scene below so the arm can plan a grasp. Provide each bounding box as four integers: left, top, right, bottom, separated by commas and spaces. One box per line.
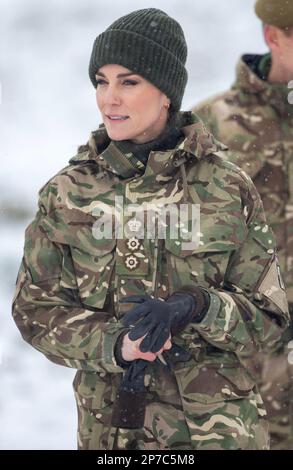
234, 54, 293, 119
69, 111, 227, 179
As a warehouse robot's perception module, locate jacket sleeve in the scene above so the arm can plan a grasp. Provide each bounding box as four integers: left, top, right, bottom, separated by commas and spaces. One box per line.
182, 170, 290, 371
12, 193, 125, 374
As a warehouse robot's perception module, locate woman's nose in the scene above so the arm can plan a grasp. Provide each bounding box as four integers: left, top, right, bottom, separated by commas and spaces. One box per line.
104, 86, 121, 106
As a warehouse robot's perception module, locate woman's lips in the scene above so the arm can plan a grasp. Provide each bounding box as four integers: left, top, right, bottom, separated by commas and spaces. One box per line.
106, 115, 129, 123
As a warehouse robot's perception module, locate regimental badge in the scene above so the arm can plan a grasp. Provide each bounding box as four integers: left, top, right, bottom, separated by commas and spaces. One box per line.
126, 237, 141, 251
127, 218, 142, 233
125, 255, 139, 270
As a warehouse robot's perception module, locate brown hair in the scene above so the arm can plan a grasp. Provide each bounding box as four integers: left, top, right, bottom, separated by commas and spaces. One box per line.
167, 105, 180, 129
263, 22, 293, 37
281, 25, 293, 37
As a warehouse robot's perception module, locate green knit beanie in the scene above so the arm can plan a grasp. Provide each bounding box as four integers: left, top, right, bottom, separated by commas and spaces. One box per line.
255, 0, 293, 29
89, 8, 188, 111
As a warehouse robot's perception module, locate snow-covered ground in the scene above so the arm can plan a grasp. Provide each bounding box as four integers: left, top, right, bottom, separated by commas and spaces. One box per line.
1, 0, 266, 449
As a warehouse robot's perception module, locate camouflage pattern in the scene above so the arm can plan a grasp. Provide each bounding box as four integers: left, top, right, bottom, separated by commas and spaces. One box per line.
12, 111, 289, 450
259, 343, 293, 449
194, 55, 293, 449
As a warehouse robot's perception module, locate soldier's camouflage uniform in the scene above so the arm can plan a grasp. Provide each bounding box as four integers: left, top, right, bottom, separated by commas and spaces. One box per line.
194, 54, 293, 449
12, 111, 289, 450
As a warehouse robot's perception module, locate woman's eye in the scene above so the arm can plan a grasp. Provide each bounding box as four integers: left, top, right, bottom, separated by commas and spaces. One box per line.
96, 79, 107, 85
123, 80, 138, 86
95, 79, 138, 86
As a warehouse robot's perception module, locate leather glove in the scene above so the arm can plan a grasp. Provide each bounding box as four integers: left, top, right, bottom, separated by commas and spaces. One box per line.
162, 343, 192, 364
120, 289, 209, 354
111, 359, 149, 429
111, 344, 192, 429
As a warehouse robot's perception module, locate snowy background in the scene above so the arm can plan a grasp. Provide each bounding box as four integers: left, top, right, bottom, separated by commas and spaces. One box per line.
1, 0, 266, 449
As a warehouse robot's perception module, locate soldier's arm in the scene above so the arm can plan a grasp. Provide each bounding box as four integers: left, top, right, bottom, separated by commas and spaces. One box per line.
12, 197, 125, 374
182, 172, 289, 372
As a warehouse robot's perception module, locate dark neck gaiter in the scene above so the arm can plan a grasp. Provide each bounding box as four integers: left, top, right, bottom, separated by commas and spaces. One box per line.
113, 124, 184, 166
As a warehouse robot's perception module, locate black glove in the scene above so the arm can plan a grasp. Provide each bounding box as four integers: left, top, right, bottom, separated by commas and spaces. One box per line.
162, 343, 192, 364
111, 359, 149, 429
121, 290, 209, 354
111, 345, 192, 429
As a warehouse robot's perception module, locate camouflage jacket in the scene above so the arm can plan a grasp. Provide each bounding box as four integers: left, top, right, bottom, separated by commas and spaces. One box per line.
194, 54, 293, 304
12, 111, 289, 448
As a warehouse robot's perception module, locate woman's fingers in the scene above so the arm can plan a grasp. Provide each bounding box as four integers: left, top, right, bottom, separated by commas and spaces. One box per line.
155, 336, 172, 355
137, 351, 157, 361
122, 303, 149, 326
163, 337, 172, 350
122, 332, 172, 362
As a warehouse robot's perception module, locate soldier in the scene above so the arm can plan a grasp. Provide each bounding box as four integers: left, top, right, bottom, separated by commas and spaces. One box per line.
12, 8, 289, 450
194, 0, 293, 450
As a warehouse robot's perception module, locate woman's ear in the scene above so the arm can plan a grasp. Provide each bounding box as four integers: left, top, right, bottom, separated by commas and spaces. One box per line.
264, 24, 280, 51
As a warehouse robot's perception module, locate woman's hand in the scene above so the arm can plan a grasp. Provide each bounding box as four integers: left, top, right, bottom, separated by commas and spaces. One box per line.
121, 293, 198, 353
121, 333, 172, 362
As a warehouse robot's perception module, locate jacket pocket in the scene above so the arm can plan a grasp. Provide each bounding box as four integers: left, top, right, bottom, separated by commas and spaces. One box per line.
164, 214, 245, 290
174, 361, 256, 404
69, 245, 115, 309
40, 209, 116, 309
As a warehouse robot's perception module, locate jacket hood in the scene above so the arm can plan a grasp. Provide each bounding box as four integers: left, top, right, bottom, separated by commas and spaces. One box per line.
69, 111, 227, 179
233, 54, 293, 118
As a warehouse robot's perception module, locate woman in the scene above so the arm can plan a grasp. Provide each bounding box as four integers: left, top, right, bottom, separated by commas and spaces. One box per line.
12, 8, 289, 450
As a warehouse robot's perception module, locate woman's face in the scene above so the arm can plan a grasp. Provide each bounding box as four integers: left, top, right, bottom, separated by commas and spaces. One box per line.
95, 64, 170, 143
